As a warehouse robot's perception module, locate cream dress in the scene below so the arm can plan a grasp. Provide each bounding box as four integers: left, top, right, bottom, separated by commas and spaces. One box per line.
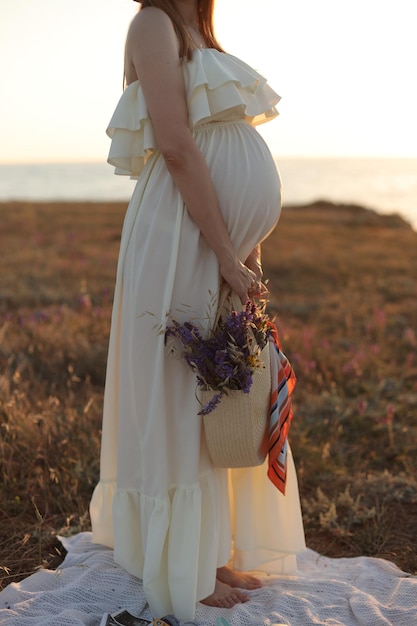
90, 48, 305, 621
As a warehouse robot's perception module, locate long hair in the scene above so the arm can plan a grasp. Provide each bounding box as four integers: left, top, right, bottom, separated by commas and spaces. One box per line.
136, 0, 224, 60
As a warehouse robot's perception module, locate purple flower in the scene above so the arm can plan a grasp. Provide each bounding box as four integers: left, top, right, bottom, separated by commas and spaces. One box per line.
165, 297, 272, 415
198, 392, 223, 416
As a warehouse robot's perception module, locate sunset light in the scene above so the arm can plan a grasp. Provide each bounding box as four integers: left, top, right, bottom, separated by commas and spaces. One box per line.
1, 0, 416, 163
1, 1, 417, 616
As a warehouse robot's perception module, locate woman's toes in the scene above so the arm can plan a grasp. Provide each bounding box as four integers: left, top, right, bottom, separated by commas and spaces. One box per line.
200, 579, 249, 608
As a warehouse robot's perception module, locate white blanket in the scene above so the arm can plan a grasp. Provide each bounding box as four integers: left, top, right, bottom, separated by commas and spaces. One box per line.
0, 532, 415, 626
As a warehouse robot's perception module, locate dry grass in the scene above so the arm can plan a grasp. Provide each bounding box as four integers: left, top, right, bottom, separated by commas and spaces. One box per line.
1, 199, 416, 590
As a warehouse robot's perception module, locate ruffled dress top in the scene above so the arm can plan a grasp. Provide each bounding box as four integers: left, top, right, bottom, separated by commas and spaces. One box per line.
107, 49, 280, 177
90, 48, 305, 622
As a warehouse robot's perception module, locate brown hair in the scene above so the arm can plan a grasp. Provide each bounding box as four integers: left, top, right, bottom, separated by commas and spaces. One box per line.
135, 0, 224, 60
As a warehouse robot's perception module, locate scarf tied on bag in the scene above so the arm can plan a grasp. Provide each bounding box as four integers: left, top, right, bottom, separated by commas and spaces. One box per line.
267, 323, 296, 495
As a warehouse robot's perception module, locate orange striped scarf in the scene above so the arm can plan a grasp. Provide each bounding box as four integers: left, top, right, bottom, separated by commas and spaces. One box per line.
267, 323, 296, 495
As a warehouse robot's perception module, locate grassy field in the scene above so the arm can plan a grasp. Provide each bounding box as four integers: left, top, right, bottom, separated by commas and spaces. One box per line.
1, 200, 416, 590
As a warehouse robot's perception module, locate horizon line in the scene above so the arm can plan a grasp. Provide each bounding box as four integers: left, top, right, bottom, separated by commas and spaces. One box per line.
1, 154, 417, 166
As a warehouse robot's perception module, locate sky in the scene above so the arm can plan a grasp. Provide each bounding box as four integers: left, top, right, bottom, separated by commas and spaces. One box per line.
1, 0, 416, 163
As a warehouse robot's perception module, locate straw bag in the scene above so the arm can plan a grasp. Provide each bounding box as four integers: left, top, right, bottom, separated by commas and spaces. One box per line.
202, 287, 272, 468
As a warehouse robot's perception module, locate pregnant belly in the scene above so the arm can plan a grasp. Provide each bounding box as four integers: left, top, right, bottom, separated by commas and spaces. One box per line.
194, 120, 282, 258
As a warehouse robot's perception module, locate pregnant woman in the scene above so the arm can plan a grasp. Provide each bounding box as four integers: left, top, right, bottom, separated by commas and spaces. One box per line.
90, 0, 305, 621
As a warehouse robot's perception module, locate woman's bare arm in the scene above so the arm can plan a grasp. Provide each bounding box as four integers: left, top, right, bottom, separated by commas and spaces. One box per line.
125, 8, 256, 303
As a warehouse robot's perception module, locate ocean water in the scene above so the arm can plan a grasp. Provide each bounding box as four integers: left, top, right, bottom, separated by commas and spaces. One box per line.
0, 157, 416, 229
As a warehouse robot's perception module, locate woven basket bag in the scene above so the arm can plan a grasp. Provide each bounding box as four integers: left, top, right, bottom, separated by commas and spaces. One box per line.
202, 286, 272, 468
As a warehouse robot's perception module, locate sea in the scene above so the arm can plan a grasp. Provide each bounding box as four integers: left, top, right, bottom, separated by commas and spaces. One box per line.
1, 157, 416, 230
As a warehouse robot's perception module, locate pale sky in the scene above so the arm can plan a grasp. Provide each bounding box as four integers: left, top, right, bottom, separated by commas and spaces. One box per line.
1, 0, 416, 163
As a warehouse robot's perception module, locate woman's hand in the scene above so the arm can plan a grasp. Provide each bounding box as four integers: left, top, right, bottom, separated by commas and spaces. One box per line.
243, 246, 268, 300
219, 254, 258, 304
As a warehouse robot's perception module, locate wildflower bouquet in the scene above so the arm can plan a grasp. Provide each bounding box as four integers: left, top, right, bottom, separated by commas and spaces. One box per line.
165, 296, 272, 416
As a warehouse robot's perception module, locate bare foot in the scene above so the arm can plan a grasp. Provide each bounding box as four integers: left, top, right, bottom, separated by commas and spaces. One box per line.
216, 565, 263, 590
201, 579, 249, 608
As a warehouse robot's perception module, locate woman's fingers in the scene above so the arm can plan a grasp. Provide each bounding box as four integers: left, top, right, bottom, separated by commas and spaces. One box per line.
244, 247, 263, 283
219, 259, 256, 304
247, 262, 263, 284
220, 254, 270, 303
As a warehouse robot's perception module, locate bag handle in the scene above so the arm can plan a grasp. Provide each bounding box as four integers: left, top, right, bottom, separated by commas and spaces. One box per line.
213, 281, 243, 329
